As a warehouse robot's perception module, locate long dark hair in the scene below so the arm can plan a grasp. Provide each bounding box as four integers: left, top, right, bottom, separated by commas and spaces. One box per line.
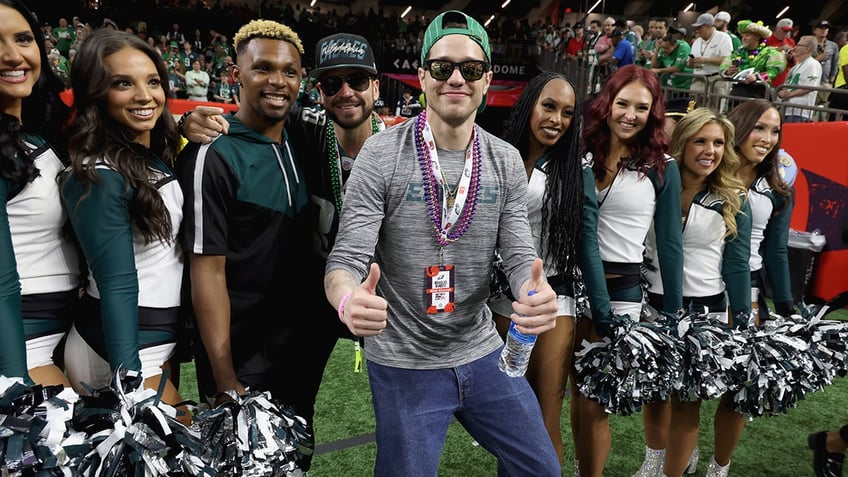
582, 64, 669, 182
64, 28, 180, 244
502, 71, 583, 277
0, 0, 71, 186
727, 99, 793, 206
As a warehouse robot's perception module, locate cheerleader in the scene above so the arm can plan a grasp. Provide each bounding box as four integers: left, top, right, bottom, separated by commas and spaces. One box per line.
0, 0, 78, 387
490, 72, 610, 465
60, 29, 186, 414
729, 99, 794, 323
645, 108, 751, 477
575, 64, 684, 477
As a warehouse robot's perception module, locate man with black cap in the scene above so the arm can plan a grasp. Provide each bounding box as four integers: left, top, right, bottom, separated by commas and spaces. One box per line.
600, 26, 634, 70
668, 23, 687, 42
285, 32, 390, 425
323, 9, 561, 475
813, 20, 839, 102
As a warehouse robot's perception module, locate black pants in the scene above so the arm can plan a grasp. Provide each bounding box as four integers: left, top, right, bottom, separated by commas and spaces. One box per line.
731, 82, 768, 99
828, 87, 848, 121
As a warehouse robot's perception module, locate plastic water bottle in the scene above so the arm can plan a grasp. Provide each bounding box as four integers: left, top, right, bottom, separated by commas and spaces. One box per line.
499, 291, 537, 377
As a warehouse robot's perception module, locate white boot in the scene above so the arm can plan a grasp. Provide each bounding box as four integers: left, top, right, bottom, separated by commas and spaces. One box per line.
632, 446, 665, 477
574, 459, 580, 477
705, 455, 730, 477
684, 445, 699, 475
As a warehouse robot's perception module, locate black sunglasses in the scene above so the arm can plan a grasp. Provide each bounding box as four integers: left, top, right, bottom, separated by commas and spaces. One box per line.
424, 59, 490, 81
320, 72, 373, 96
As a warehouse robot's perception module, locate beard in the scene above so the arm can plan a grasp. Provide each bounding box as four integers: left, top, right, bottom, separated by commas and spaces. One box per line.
331, 104, 374, 130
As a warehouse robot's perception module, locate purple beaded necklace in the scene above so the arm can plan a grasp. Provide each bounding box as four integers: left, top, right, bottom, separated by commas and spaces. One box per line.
414, 111, 482, 247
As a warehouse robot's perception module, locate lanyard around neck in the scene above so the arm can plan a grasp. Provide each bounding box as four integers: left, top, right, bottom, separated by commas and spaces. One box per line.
421, 120, 474, 232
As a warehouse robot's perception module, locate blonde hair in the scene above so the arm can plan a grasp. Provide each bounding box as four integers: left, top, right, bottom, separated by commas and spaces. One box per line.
233, 19, 304, 54
670, 107, 747, 238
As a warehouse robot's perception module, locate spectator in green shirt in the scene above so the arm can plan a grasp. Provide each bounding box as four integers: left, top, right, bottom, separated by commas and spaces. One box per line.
52, 17, 75, 57
651, 34, 693, 93
636, 19, 657, 67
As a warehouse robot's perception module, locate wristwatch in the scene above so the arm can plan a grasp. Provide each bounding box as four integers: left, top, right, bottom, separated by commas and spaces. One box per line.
177, 109, 193, 134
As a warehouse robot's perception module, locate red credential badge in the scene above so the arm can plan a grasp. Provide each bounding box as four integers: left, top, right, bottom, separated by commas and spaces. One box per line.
425, 264, 455, 313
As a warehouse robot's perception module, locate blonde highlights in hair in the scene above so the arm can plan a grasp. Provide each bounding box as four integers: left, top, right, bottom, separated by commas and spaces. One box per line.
670, 107, 747, 238
233, 19, 304, 54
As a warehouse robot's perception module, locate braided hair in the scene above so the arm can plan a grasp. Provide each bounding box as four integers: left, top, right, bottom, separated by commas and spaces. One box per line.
502, 71, 583, 277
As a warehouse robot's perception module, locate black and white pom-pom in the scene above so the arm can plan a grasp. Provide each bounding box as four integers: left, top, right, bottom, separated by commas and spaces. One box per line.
781, 313, 848, 392
0, 376, 78, 476
235, 391, 313, 477
180, 391, 313, 477
673, 311, 742, 402
1, 367, 314, 476
726, 317, 812, 418
574, 314, 681, 415
69, 369, 198, 476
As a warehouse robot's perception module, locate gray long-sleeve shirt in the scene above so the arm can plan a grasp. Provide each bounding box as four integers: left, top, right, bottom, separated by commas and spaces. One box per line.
326, 118, 537, 369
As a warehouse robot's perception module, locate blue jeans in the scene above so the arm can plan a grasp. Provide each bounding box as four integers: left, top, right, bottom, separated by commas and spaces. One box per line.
367, 348, 560, 477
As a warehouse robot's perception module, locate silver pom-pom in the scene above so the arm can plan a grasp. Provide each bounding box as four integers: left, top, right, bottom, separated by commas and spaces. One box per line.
69, 369, 195, 476
726, 317, 812, 417
236, 391, 313, 476
673, 311, 742, 402
0, 376, 77, 476
0, 372, 314, 476
782, 313, 848, 391
574, 315, 681, 415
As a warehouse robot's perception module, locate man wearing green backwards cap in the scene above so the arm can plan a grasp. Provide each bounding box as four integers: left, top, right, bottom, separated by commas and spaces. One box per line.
323, 9, 562, 475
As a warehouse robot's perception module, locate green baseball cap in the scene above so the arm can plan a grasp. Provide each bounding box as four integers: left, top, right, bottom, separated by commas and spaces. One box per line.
420, 10, 491, 113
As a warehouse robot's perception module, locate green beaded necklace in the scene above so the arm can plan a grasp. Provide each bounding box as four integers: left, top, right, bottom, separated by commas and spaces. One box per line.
326, 114, 381, 212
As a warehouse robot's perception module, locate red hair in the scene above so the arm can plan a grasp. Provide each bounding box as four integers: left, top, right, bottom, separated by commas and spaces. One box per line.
583, 65, 670, 182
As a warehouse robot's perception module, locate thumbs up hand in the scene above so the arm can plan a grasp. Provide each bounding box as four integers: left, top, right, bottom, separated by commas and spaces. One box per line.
511, 258, 559, 336
339, 263, 388, 337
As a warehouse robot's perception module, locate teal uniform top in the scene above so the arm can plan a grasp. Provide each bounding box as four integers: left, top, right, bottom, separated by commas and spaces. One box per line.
748, 174, 794, 314
1, 133, 78, 383
62, 149, 183, 373
0, 174, 27, 382
646, 189, 752, 317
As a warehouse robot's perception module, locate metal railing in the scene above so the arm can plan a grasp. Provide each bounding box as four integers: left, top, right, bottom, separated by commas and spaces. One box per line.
772, 83, 848, 122
540, 57, 848, 122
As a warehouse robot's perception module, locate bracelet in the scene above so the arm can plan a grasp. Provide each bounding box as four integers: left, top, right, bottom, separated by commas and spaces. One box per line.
177, 110, 192, 134
338, 292, 352, 322
215, 388, 240, 402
